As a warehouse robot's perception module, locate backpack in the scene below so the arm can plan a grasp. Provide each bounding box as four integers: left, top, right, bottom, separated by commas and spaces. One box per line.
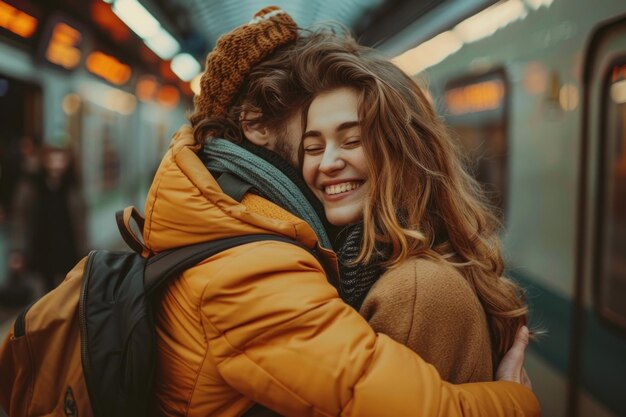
0, 205, 321, 417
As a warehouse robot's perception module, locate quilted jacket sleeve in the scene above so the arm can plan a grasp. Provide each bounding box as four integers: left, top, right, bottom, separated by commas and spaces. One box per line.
197, 241, 540, 417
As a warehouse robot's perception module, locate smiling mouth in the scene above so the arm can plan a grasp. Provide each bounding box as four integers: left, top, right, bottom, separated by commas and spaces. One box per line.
324, 181, 364, 196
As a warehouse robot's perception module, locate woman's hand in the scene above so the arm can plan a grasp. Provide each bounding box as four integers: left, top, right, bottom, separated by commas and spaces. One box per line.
495, 326, 533, 389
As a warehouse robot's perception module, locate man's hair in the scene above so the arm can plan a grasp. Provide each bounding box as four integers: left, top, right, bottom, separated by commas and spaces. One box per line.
293, 31, 528, 365
187, 6, 299, 147
190, 36, 312, 147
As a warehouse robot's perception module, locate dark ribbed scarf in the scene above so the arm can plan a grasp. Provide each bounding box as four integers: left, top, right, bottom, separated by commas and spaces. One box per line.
336, 222, 389, 310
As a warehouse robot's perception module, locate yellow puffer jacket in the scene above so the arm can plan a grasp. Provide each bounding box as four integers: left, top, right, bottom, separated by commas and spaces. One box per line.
146, 126, 540, 417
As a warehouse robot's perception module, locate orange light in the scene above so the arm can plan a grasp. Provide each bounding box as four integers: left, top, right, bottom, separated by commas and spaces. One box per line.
0, 0, 38, 38
611, 64, 626, 83
12, 13, 36, 37
86, 51, 132, 85
136, 75, 158, 101
46, 23, 82, 69
91, 2, 129, 42
157, 85, 180, 108
445, 79, 505, 115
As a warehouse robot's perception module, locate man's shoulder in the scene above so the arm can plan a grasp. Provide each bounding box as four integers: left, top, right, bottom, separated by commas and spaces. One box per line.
241, 193, 303, 225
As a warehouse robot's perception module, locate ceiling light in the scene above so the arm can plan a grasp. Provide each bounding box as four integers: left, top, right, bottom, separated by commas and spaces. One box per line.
392, 31, 463, 75
112, 0, 160, 39
171, 53, 201, 82
145, 27, 180, 60
453, 0, 527, 44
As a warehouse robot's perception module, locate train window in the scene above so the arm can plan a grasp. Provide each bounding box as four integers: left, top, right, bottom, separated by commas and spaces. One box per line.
443, 70, 508, 216
598, 60, 626, 329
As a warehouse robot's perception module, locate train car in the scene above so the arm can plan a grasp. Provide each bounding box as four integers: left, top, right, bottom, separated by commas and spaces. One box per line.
388, 0, 626, 416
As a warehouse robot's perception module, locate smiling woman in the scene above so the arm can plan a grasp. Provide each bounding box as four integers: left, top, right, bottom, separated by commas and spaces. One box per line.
302, 87, 368, 226
296, 31, 529, 383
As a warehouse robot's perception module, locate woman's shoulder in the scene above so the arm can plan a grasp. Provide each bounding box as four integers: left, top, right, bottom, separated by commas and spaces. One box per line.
370, 257, 486, 318
362, 255, 493, 383
377, 256, 473, 298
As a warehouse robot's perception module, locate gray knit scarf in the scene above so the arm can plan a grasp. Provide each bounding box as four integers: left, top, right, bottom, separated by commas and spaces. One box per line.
204, 138, 332, 249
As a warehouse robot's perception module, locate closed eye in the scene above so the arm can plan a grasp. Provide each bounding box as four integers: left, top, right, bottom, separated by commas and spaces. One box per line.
344, 137, 361, 147
303, 145, 325, 155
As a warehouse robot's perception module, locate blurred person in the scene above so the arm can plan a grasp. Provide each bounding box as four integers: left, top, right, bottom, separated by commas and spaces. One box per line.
0, 250, 32, 308
9, 146, 86, 293
143, 7, 538, 417
0, 135, 39, 223
18, 135, 40, 177
298, 34, 528, 383
0, 136, 39, 306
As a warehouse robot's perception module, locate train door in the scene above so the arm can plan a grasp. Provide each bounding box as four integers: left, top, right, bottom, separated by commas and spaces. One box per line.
442, 70, 508, 217
576, 15, 626, 417
0, 73, 41, 283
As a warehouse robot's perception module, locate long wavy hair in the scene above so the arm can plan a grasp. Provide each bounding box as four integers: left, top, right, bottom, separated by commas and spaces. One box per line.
294, 31, 528, 364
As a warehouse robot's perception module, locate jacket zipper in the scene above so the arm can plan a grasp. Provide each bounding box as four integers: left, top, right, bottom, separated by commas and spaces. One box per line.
13, 301, 35, 338
79, 251, 96, 378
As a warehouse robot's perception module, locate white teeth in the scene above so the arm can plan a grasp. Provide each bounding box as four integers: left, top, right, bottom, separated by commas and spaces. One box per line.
325, 182, 362, 195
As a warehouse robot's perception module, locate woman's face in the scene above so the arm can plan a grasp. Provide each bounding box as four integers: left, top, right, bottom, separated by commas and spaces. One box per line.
302, 87, 369, 226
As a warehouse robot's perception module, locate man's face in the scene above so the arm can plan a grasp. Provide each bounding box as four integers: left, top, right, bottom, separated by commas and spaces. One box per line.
267, 111, 301, 167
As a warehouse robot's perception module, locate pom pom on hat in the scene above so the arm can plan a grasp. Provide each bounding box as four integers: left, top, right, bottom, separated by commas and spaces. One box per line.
193, 6, 297, 121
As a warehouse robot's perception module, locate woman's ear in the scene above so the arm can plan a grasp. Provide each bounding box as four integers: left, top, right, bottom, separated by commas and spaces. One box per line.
241, 111, 270, 147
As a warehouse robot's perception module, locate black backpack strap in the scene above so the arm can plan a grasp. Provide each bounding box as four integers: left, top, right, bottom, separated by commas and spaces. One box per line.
217, 172, 254, 202
144, 234, 324, 294
115, 206, 151, 257
242, 403, 281, 417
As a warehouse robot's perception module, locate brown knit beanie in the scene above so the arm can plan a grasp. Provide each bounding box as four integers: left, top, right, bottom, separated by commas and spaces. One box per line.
193, 6, 297, 122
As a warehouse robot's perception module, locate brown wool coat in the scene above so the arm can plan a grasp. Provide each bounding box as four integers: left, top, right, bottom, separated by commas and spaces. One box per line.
360, 257, 494, 383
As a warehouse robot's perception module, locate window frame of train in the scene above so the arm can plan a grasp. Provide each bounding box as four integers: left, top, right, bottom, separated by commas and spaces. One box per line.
595, 53, 626, 333
442, 68, 509, 219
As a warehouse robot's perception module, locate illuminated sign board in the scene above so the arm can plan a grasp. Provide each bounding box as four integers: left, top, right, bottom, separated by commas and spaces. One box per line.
45, 22, 82, 70
86, 51, 132, 85
0, 0, 37, 38
37, 14, 83, 71
445, 79, 505, 115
